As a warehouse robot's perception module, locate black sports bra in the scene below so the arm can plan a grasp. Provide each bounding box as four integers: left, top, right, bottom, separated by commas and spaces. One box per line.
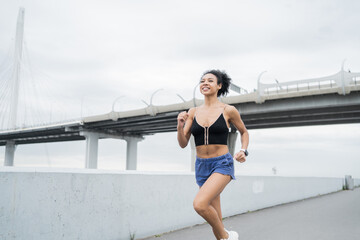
190, 108, 229, 146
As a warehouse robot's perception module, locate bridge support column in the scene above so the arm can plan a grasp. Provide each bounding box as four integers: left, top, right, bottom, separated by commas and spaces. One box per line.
125, 136, 143, 170
83, 132, 99, 169
4, 140, 16, 166
227, 131, 238, 156
190, 135, 196, 172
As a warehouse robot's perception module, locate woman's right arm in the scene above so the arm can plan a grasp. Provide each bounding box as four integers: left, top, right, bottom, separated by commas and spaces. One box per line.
177, 108, 195, 148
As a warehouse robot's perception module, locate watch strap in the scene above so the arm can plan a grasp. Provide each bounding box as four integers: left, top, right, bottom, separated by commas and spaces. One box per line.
240, 149, 248, 156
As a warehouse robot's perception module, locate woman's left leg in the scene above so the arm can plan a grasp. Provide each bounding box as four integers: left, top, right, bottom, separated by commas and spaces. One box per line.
211, 194, 225, 237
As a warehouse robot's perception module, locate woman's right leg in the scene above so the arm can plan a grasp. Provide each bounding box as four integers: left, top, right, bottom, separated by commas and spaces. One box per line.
193, 173, 231, 240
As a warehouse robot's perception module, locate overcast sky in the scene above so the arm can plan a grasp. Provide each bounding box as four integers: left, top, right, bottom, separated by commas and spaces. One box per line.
0, 0, 359, 178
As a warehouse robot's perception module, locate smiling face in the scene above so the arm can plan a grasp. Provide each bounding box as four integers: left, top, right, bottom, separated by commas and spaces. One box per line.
200, 73, 222, 96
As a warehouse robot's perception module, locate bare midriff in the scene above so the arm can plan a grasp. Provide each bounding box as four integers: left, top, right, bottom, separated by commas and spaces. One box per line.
196, 144, 229, 158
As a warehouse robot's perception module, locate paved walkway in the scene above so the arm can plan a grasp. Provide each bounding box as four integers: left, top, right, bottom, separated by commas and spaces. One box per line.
142, 188, 360, 240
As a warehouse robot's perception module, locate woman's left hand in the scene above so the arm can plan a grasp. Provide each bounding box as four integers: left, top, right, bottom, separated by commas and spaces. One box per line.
234, 151, 246, 163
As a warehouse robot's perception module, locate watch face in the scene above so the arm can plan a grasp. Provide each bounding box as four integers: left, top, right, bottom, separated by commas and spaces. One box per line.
241, 149, 248, 156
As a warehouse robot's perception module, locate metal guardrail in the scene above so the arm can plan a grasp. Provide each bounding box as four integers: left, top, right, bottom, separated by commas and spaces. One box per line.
256, 69, 360, 103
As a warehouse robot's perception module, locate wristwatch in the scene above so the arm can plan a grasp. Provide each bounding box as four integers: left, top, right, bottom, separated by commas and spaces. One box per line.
240, 149, 249, 156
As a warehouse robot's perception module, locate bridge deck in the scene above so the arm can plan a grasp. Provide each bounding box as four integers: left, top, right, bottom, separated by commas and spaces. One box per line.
1, 88, 360, 146
142, 187, 360, 240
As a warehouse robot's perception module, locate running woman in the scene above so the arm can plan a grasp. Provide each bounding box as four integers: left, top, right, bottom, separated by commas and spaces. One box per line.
177, 70, 249, 240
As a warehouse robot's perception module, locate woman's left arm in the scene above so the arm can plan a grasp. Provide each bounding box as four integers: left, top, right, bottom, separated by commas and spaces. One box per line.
226, 105, 249, 163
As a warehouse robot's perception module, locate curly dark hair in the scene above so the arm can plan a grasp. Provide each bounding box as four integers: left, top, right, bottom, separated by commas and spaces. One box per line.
201, 69, 232, 97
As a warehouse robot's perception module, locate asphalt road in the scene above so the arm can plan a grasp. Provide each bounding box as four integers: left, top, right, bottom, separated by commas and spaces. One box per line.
142, 187, 360, 240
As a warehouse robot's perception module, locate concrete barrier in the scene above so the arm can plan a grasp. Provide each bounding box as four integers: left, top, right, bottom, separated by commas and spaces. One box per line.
0, 167, 350, 240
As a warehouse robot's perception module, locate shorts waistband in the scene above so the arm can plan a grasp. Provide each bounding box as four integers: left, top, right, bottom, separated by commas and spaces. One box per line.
196, 152, 232, 162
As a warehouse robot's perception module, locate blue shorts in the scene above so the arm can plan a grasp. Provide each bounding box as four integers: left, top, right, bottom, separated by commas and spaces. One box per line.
195, 152, 236, 187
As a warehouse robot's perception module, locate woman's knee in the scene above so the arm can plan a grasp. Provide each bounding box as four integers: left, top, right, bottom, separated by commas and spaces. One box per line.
193, 197, 209, 214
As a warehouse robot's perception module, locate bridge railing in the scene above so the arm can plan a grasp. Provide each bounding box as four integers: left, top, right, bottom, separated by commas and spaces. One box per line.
256, 70, 360, 103
350, 74, 360, 86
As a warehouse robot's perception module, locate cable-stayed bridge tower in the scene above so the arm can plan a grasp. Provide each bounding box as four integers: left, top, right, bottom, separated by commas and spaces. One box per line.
9, 7, 25, 129
4, 7, 25, 166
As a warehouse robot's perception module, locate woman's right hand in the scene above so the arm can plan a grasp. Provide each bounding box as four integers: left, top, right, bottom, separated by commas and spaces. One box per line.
177, 111, 189, 128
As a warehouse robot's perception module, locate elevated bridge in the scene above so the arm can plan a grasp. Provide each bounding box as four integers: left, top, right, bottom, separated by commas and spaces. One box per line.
1, 8, 359, 170
1, 68, 360, 169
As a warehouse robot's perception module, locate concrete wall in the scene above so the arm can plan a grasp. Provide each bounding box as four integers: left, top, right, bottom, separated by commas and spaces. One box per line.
0, 167, 350, 240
